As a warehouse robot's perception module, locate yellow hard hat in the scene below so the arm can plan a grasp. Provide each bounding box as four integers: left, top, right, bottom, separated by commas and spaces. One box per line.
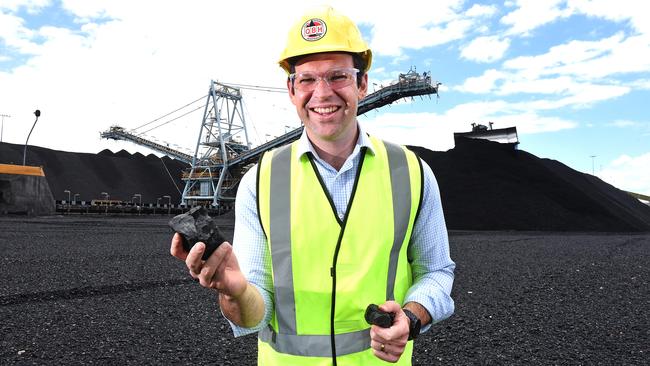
278, 6, 372, 74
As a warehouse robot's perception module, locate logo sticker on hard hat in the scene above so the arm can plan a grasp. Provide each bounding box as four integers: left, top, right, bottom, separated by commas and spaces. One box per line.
301, 18, 327, 41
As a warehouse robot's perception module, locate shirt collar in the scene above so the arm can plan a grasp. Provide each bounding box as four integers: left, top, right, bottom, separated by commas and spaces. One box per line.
295, 122, 376, 161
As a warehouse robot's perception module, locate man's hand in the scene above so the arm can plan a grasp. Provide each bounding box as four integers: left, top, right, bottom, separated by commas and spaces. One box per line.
170, 233, 246, 297
170, 233, 265, 328
369, 300, 410, 363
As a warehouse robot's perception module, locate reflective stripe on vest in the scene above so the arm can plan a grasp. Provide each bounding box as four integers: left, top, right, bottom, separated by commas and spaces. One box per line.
258, 137, 421, 359
385, 141, 411, 301
259, 326, 369, 357
268, 144, 296, 334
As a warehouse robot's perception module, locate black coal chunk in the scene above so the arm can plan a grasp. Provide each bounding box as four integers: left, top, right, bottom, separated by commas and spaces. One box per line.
168, 206, 226, 260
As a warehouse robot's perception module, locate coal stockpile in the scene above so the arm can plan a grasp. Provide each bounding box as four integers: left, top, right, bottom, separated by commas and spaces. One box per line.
2, 139, 649, 231
0, 142, 188, 204
409, 138, 650, 232
1, 217, 648, 365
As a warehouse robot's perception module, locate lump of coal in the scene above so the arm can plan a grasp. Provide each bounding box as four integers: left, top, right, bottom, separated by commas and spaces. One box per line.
168, 206, 226, 260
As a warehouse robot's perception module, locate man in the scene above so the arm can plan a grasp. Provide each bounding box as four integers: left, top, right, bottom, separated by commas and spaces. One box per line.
171, 6, 454, 365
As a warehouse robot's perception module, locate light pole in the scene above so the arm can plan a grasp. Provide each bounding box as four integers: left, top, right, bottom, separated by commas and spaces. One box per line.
163, 195, 171, 215
73, 193, 80, 204
23, 110, 41, 166
0, 114, 10, 143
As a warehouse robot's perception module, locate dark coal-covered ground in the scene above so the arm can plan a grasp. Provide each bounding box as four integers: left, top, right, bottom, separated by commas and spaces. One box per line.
1, 216, 648, 365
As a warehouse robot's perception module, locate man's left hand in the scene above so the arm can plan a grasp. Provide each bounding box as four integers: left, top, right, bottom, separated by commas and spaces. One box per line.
369, 300, 409, 363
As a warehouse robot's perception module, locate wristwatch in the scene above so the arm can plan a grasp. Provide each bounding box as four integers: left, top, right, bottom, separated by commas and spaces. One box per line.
402, 308, 421, 340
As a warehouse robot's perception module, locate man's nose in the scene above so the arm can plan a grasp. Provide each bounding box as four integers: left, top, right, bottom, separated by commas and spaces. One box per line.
312, 77, 334, 96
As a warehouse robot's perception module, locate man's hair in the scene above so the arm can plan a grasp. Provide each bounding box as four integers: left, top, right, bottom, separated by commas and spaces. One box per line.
287, 52, 366, 88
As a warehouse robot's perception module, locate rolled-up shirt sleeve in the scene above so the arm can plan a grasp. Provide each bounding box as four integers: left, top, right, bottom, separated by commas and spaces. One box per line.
403, 159, 455, 333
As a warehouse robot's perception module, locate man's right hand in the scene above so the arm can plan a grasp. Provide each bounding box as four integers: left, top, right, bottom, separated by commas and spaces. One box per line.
170, 233, 247, 298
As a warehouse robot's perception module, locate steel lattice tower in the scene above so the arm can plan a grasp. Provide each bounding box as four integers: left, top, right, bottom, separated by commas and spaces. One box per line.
181, 80, 251, 207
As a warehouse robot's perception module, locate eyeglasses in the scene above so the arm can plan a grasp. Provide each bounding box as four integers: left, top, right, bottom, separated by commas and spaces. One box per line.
289, 67, 360, 92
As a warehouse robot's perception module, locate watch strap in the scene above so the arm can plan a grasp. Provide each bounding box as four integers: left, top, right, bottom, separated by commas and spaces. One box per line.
402, 308, 421, 340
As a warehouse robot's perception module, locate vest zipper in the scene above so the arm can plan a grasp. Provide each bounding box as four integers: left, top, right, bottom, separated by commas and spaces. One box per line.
325, 147, 367, 365
307, 153, 344, 227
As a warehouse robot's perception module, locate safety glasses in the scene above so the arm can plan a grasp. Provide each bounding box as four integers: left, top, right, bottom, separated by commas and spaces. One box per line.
289, 67, 359, 92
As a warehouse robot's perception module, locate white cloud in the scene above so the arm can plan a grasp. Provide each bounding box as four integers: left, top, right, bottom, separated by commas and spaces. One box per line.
501, 0, 572, 36
446, 101, 578, 133
460, 35, 511, 63
0, 0, 50, 13
465, 4, 498, 18
550, 83, 630, 108
628, 79, 650, 90
499, 75, 576, 95
0, 0, 648, 176
454, 69, 631, 110
599, 152, 650, 195
0, 2, 293, 154
546, 35, 650, 79
360, 101, 579, 154
59, 0, 111, 19
567, 0, 650, 34
503, 113, 578, 133
370, 18, 472, 56
455, 29, 641, 112
0, 9, 39, 54
454, 68, 505, 93
503, 33, 626, 77
355, 0, 501, 57
361, 112, 457, 152
609, 120, 640, 127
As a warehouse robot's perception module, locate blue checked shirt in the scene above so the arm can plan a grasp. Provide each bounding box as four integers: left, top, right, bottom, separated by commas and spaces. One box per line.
229, 123, 455, 336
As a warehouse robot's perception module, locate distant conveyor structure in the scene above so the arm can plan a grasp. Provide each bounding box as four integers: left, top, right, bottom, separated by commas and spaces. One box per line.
101, 68, 439, 207
101, 127, 194, 164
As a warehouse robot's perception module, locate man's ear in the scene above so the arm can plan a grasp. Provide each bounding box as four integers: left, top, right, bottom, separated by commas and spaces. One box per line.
287, 77, 295, 96
287, 77, 297, 105
358, 73, 368, 100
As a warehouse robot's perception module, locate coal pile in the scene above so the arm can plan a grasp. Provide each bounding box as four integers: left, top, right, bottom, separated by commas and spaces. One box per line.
2, 139, 649, 231
0, 142, 188, 204
409, 138, 650, 232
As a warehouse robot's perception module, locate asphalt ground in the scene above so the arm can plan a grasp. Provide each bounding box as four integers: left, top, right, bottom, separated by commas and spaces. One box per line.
1, 216, 648, 365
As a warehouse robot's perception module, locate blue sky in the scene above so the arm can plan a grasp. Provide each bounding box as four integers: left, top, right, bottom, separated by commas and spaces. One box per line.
1, 0, 649, 196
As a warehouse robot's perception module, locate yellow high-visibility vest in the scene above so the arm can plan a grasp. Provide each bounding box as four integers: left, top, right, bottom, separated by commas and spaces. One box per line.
256, 136, 422, 365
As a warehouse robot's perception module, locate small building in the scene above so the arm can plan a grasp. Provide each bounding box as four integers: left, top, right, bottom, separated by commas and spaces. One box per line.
454, 123, 519, 148
0, 164, 55, 215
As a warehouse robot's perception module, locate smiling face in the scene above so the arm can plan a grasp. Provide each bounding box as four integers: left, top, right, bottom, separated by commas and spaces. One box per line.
287, 52, 368, 148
